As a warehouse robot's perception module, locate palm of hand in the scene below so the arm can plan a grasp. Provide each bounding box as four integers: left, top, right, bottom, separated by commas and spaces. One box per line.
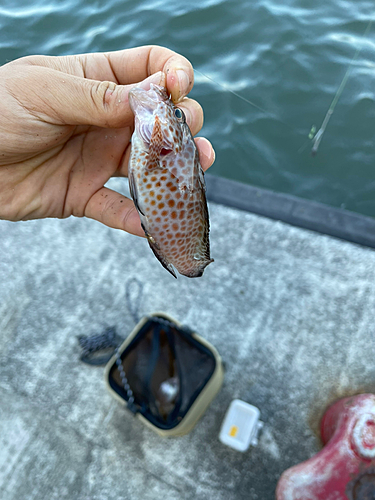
1, 122, 134, 221
0, 56, 134, 223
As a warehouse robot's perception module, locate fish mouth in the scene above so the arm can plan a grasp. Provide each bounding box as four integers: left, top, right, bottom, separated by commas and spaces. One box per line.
128, 85, 167, 116
129, 85, 175, 151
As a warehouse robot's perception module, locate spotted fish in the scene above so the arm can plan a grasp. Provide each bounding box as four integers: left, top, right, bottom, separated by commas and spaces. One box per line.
128, 84, 213, 278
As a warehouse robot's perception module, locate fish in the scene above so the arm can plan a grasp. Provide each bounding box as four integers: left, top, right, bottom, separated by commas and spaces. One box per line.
128, 84, 213, 278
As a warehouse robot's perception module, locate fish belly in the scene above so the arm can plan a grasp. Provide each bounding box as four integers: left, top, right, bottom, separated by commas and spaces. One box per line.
135, 163, 210, 278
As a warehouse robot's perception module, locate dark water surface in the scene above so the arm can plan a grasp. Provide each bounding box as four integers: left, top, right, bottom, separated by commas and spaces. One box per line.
1, 0, 374, 217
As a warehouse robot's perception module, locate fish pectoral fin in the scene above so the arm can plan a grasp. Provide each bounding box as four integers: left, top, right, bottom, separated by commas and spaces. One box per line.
128, 170, 145, 216
176, 149, 202, 193
144, 231, 177, 279
148, 115, 163, 163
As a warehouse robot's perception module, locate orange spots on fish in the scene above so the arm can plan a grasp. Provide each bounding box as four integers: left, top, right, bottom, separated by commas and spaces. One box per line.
128, 84, 212, 278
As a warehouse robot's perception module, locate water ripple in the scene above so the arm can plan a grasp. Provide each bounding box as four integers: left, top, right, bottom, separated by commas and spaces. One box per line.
0, 0, 374, 216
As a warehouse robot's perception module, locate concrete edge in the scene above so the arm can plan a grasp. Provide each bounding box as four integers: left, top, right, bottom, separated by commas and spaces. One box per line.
205, 174, 375, 249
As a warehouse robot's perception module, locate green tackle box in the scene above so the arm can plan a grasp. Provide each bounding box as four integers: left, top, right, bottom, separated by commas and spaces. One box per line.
104, 312, 224, 437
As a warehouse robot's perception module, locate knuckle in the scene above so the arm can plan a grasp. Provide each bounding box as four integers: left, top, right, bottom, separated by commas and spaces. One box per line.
90, 80, 116, 109
88, 80, 123, 127
97, 81, 117, 105
121, 204, 137, 232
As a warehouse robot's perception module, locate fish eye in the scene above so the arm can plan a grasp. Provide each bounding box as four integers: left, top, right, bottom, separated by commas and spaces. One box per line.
174, 108, 185, 121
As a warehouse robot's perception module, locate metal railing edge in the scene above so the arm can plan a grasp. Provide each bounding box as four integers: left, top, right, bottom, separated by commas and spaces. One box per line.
205, 174, 375, 249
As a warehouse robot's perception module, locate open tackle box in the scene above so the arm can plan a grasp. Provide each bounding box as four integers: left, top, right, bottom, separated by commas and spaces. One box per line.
104, 312, 224, 437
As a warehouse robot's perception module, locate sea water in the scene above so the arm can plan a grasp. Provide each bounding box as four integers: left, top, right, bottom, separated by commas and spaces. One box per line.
0, 0, 374, 217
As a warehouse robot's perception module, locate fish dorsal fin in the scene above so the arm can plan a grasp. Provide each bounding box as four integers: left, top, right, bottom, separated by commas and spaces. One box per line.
148, 115, 163, 163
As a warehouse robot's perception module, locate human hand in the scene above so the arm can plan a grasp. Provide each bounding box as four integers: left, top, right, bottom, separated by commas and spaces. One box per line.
0, 46, 215, 236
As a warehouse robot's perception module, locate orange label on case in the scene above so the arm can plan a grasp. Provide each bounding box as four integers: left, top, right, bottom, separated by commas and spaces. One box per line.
229, 425, 238, 437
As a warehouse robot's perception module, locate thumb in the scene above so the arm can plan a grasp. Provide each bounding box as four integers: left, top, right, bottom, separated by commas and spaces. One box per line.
19, 65, 166, 128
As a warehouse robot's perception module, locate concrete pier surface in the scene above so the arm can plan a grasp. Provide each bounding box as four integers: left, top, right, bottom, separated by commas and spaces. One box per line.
1, 178, 375, 500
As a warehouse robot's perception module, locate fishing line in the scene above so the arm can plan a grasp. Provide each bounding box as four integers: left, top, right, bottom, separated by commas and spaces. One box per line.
196, 17, 373, 156
194, 68, 295, 131
310, 19, 373, 156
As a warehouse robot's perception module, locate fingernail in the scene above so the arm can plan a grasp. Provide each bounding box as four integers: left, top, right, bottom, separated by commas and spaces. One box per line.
176, 69, 190, 98
139, 71, 165, 90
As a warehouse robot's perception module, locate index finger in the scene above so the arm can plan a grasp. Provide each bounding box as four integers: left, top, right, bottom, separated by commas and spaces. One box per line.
86, 46, 194, 103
